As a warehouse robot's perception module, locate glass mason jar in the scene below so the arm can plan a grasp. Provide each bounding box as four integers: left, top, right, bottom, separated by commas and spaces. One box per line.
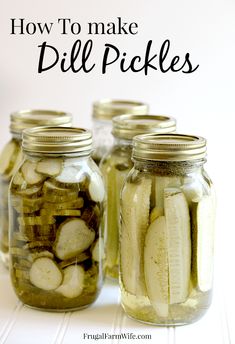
100, 115, 176, 279
0, 110, 72, 267
9, 127, 105, 311
120, 133, 216, 325
91, 99, 149, 164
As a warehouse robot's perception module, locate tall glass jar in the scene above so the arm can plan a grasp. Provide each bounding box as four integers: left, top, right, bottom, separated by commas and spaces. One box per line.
8, 127, 105, 311
100, 115, 176, 279
91, 99, 149, 164
0, 110, 72, 267
120, 133, 216, 325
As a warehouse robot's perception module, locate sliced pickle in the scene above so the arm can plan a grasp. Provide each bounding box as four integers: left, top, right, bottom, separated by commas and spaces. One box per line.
29, 257, 63, 290
120, 177, 151, 296
42, 198, 84, 210
155, 176, 181, 213
15, 185, 42, 197
23, 241, 52, 250
55, 165, 84, 184
164, 188, 191, 304
91, 238, 104, 262
14, 259, 32, 269
10, 247, 27, 257
12, 172, 25, 186
0, 140, 18, 175
40, 209, 81, 217
58, 252, 90, 268
43, 192, 78, 203
56, 265, 85, 298
42, 180, 79, 196
144, 216, 169, 317
36, 158, 63, 176
28, 250, 54, 262
53, 218, 95, 260
18, 216, 55, 226
191, 195, 215, 292
21, 161, 45, 185
88, 171, 105, 202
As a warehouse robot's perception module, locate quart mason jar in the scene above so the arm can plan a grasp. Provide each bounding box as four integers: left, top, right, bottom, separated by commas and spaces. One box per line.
120, 133, 216, 325
91, 99, 149, 164
9, 127, 105, 311
0, 110, 72, 267
100, 115, 176, 279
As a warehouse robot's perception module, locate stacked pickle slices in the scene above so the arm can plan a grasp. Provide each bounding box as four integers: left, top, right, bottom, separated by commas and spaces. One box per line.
0, 139, 22, 255
120, 170, 215, 318
10, 157, 104, 309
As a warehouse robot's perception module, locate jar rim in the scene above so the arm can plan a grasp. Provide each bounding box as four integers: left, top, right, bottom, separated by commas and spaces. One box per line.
132, 133, 207, 161
22, 127, 92, 156
10, 109, 72, 134
112, 114, 176, 140
92, 99, 149, 120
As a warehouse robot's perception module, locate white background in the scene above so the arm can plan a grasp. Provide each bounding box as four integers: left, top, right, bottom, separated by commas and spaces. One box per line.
0, 0, 235, 342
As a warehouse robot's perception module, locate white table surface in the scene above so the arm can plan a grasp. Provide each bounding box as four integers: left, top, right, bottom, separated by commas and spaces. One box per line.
0, 262, 232, 344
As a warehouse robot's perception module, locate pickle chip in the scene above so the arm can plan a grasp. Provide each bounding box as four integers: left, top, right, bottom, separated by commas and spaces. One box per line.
53, 218, 95, 260
36, 158, 63, 177
15, 268, 30, 280
43, 192, 78, 203
15, 185, 42, 198
12, 172, 25, 186
18, 216, 56, 226
43, 198, 84, 210
29, 257, 63, 291
21, 161, 45, 185
88, 171, 105, 203
10, 247, 27, 257
40, 209, 81, 217
0, 140, 18, 175
58, 252, 90, 268
56, 265, 85, 298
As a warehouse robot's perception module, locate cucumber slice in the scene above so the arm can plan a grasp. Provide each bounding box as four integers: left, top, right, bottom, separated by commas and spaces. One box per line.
21, 161, 44, 185
12, 172, 25, 186
56, 265, 84, 298
155, 176, 181, 213
92, 238, 104, 262
191, 195, 215, 292
144, 216, 169, 317
88, 171, 105, 202
23, 241, 52, 250
55, 165, 84, 184
28, 250, 54, 262
120, 177, 151, 296
164, 188, 191, 304
0, 140, 18, 175
43, 180, 78, 196
43, 198, 84, 210
53, 218, 95, 260
15, 185, 42, 197
43, 192, 78, 203
29, 257, 62, 290
58, 252, 90, 268
18, 216, 55, 226
15, 269, 30, 280
40, 209, 81, 217
36, 158, 63, 176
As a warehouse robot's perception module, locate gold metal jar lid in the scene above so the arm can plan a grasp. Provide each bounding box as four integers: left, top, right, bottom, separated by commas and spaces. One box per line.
22, 127, 92, 155
10, 109, 72, 134
92, 99, 149, 120
132, 133, 207, 161
112, 114, 176, 140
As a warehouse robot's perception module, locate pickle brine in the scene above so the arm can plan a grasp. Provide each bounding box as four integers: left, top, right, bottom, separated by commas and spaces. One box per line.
9, 154, 104, 311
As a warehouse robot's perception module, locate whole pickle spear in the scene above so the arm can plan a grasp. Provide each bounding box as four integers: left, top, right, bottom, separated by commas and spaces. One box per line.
164, 188, 191, 304
144, 216, 169, 317
120, 177, 151, 296
192, 194, 215, 292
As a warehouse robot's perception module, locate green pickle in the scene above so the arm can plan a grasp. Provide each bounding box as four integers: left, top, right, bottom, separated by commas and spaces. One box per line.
9, 150, 104, 311
120, 134, 216, 325
0, 109, 72, 267
100, 114, 177, 279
